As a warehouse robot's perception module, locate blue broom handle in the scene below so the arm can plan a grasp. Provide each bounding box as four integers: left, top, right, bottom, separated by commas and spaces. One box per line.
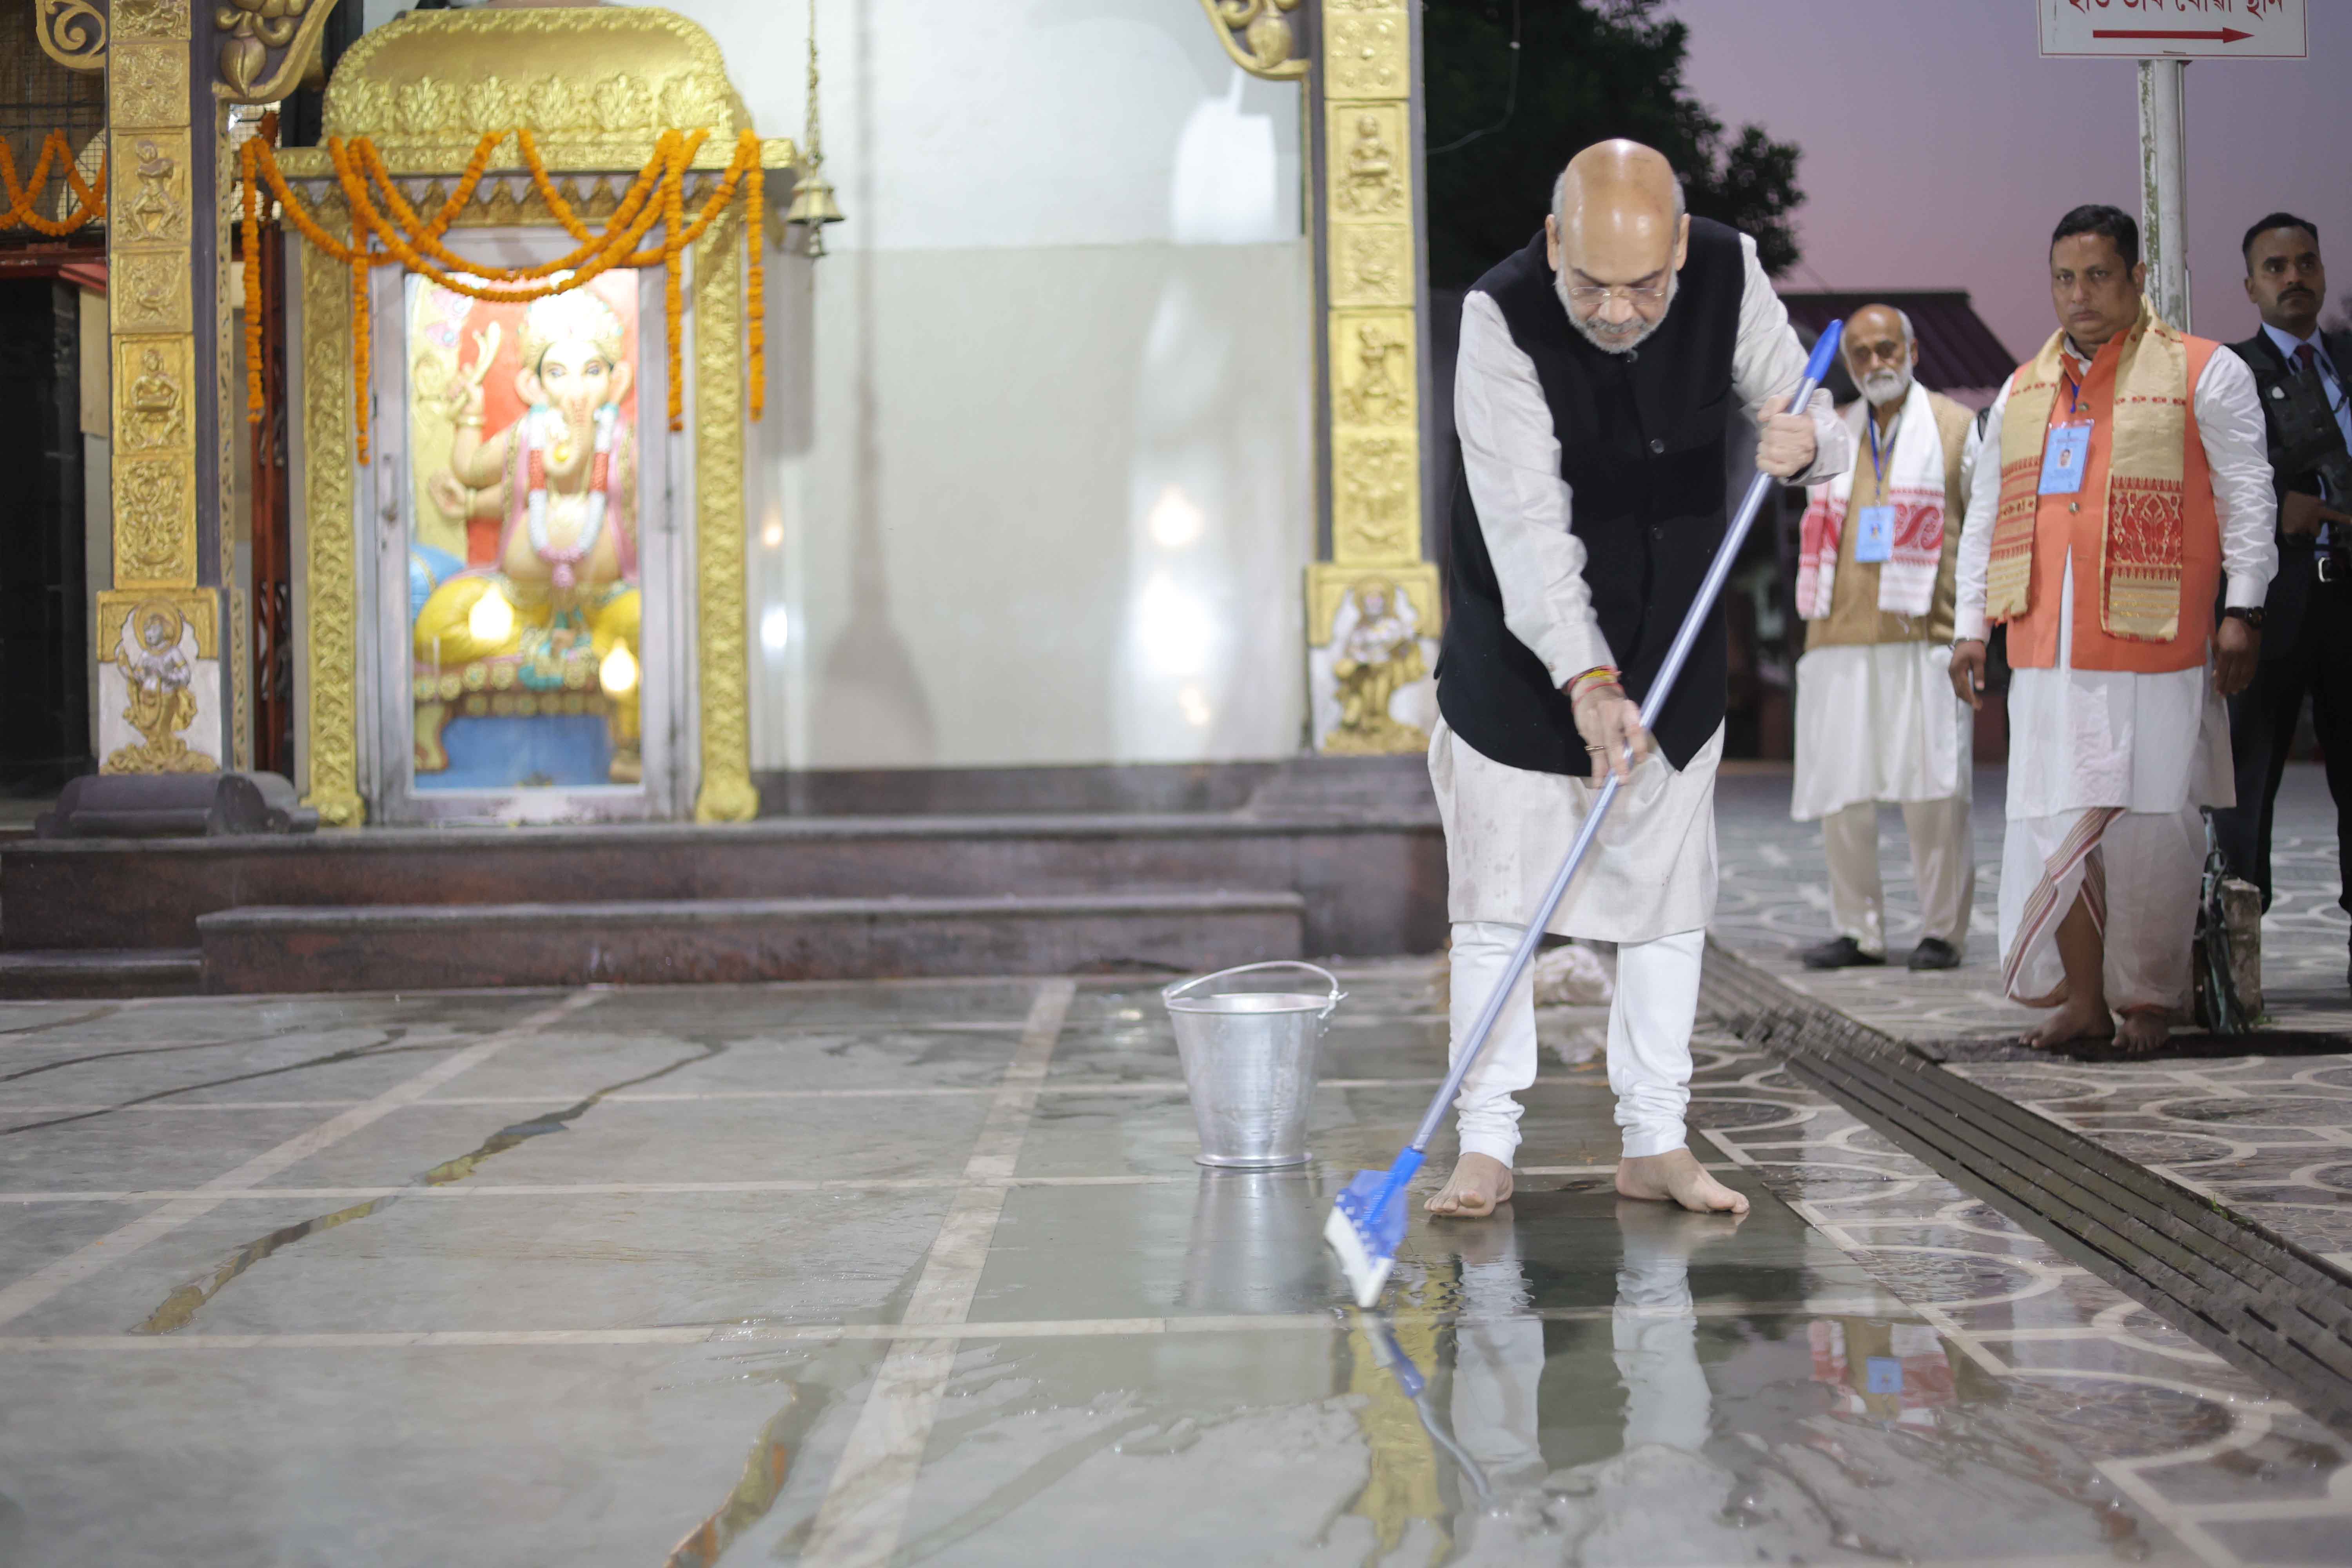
1406, 323, 1844, 1155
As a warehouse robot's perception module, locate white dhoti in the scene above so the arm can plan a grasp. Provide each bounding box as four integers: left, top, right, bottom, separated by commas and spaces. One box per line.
1996, 563, 2235, 1014
1791, 641, 1975, 953
1431, 717, 1716, 1162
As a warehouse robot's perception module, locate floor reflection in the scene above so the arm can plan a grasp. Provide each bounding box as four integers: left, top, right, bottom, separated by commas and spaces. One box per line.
1155, 1177, 2152, 1566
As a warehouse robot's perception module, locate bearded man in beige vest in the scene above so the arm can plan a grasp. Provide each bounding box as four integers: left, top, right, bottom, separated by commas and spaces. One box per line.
1793, 305, 1981, 973
1953, 205, 2276, 1054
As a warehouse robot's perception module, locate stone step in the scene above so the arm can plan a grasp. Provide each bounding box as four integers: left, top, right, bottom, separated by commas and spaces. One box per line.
195, 889, 1306, 993
0, 948, 204, 999
4, 811, 1441, 959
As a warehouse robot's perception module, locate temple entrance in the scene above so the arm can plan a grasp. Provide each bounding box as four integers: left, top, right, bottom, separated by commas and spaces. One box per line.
362, 247, 683, 824
0, 276, 95, 796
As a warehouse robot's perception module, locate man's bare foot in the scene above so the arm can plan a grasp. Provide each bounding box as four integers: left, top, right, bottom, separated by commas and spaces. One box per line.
2114, 1008, 2171, 1054
1425, 1152, 1514, 1217
2022, 999, 2114, 1051
1615, 1147, 1749, 1214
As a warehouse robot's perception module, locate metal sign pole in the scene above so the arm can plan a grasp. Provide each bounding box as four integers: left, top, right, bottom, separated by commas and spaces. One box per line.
2137, 57, 2191, 332
2043, 0, 2308, 331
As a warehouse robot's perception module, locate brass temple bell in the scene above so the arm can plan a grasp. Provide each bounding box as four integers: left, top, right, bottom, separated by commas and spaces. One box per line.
788, 0, 845, 257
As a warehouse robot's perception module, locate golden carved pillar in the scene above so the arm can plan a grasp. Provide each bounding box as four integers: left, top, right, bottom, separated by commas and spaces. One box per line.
98, 0, 223, 775
1202, 2, 1438, 755
1306, 0, 1436, 755
693, 206, 758, 824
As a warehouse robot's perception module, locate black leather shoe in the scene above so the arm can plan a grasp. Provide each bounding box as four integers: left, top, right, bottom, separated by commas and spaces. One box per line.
1801, 936, 1885, 970
1908, 937, 1963, 971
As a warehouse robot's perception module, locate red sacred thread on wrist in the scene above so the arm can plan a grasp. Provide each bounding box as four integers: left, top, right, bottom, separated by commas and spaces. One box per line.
1568, 666, 1623, 701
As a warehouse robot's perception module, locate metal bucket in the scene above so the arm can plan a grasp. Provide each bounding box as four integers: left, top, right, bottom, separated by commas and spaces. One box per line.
1161, 961, 1343, 1169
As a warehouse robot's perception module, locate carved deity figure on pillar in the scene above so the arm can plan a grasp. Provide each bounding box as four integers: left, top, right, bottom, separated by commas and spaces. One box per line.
410, 282, 645, 786
1340, 113, 1399, 217
1325, 580, 1428, 753
107, 601, 216, 774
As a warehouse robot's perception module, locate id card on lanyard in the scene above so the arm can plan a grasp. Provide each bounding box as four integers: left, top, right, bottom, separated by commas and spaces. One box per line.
2039, 366, 2092, 495
2040, 425, 2091, 494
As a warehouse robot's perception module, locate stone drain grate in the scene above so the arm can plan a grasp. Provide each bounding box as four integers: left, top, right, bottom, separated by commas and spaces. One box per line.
1700, 943, 2352, 1431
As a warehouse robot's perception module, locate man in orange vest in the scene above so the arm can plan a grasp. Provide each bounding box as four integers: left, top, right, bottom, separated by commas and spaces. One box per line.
1951, 206, 2277, 1054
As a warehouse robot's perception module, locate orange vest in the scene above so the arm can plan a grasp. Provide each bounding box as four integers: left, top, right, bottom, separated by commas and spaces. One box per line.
2006, 334, 2221, 673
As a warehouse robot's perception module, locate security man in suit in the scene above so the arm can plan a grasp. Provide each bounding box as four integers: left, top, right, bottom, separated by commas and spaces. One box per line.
2218, 212, 2352, 989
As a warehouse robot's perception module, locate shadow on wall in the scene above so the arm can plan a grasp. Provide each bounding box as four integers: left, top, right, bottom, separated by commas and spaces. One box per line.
764, 3, 1308, 771
811, 0, 936, 766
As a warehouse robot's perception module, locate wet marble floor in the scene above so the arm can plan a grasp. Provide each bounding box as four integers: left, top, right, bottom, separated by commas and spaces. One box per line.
0, 968, 2347, 1565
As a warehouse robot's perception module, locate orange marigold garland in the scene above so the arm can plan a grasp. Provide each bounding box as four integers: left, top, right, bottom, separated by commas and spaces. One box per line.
241, 113, 276, 425
322, 134, 681, 305
0, 130, 107, 237
351, 131, 676, 285
254, 126, 771, 460
663, 143, 685, 432
515, 128, 600, 248
746, 155, 765, 421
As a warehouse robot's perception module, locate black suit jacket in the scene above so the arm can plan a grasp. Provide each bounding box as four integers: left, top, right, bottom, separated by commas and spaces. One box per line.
2227, 326, 2352, 654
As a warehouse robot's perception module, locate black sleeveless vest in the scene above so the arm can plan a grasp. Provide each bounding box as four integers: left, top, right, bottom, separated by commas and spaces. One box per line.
1437, 219, 1746, 778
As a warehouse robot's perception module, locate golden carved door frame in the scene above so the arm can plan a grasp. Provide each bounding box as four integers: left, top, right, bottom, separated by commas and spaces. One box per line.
269, 7, 796, 824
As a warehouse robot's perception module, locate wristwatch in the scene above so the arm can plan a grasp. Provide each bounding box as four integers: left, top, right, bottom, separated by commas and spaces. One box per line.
2222, 605, 2265, 630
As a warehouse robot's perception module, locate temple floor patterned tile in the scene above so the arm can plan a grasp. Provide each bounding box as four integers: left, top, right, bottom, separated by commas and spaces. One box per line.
1710, 764, 2352, 1274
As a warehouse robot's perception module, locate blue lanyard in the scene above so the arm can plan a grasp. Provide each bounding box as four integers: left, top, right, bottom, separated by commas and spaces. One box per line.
1867, 405, 1896, 488
2059, 366, 2090, 418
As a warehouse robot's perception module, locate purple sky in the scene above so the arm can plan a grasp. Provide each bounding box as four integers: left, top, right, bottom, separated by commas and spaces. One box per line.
1666, 1, 2351, 360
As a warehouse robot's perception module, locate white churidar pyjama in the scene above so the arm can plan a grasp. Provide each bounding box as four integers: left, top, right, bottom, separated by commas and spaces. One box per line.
1447, 921, 1704, 1162
1432, 715, 1718, 1164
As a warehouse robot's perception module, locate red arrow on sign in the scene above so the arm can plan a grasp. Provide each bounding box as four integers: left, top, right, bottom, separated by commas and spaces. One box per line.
2092, 28, 2254, 43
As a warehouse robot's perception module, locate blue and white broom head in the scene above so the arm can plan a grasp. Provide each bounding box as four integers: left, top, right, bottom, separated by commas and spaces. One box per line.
1325, 1150, 1421, 1309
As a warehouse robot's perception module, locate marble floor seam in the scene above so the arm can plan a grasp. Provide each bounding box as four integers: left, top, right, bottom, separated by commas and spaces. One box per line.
801, 978, 1075, 1568
0, 990, 604, 1331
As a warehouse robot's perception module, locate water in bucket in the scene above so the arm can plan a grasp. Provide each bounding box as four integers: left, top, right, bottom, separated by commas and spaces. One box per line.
1161, 961, 1343, 1168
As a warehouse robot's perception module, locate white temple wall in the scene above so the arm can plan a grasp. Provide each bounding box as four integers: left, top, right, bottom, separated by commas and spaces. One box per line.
657, 0, 1316, 770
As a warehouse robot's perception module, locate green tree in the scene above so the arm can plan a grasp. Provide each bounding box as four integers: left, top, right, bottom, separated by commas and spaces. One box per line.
1423, 0, 1805, 288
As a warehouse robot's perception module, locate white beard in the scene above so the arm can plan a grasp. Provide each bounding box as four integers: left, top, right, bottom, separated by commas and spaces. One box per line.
1859, 367, 1913, 407
1555, 269, 1677, 355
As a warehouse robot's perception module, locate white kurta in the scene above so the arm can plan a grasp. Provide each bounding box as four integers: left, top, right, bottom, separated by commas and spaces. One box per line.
1954, 342, 2278, 1010
1789, 642, 1970, 821
1434, 717, 1721, 942
1444, 230, 1855, 940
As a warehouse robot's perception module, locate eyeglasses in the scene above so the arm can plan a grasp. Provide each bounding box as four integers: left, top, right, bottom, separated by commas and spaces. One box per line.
1563, 281, 1671, 308
1846, 339, 1911, 365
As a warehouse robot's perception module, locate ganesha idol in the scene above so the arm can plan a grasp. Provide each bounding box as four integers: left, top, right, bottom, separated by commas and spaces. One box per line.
412, 288, 644, 786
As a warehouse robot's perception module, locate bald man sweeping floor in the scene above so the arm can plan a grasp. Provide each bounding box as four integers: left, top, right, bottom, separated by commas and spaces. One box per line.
1428, 140, 1853, 1218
